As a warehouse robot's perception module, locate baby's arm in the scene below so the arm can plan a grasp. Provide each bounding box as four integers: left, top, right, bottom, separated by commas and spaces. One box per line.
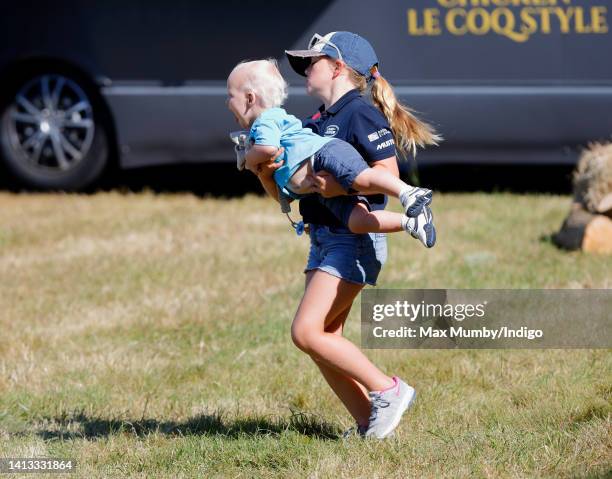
245, 145, 280, 173
246, 117, 283, 173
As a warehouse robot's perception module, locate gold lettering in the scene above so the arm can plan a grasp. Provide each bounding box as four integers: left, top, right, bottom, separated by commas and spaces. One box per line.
421, 2, 608, 40
466, 8, 491, 34
447, 8, 469, 34
552, 6, 573, 33
491, 8, 529, 42
591, 6, 609, 33
574, 7, 592, 33
539, 7, 552, 33
424, 8, 442, 34
438, 0, 464, 7
439, 0, 564, 8
520, 7, 539, 38
407, 9, 427, 35
439, 0, 561, 7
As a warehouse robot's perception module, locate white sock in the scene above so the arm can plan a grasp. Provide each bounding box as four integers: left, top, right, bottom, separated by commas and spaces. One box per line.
399, 186, 415, 209
401, 215, 411, 232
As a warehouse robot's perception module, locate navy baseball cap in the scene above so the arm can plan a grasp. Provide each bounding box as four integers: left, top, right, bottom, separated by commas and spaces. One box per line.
285, 31, 379, 81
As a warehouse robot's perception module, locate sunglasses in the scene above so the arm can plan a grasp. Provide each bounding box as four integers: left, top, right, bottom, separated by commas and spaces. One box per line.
308, 33, 344, 61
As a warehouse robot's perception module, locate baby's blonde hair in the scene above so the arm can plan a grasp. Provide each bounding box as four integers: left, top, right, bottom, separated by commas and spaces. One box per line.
231, 59, 288, 108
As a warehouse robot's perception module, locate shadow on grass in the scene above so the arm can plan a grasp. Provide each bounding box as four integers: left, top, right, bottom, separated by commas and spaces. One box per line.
32, 409, 340, 441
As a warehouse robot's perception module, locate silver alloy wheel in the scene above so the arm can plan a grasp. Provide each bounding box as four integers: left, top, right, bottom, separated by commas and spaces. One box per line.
7, 74, 95, 173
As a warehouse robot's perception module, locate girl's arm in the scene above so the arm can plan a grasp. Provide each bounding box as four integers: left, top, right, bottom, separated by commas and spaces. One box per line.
370, 156, 400, 177
257, 172, 281, 202
255, 147, 285, 203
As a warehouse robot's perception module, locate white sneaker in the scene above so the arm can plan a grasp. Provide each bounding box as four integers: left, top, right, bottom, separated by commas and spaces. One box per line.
365, 376, 416, 439
400, 186, 433, 217
402, 205, 436, 248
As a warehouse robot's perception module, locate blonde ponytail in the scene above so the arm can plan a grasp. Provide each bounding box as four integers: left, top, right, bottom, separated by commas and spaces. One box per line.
348, 67, 442, 160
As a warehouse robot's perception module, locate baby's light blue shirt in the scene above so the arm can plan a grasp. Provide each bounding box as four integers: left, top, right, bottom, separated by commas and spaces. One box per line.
249, 107, 331, 191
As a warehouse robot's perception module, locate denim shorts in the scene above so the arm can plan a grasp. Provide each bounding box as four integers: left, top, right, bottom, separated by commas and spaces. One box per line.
304, 224, 387, 286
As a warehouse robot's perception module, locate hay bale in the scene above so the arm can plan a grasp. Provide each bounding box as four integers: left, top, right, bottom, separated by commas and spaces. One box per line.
583, 215, 612, 254
552, 203, 594, 250
573, 142, 612, 215
553, 142, 612, 253
552, 204, 612, 253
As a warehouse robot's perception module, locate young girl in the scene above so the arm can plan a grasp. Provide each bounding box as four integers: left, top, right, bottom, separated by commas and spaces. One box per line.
227, 59, 436, 248
254, 32, 440, 439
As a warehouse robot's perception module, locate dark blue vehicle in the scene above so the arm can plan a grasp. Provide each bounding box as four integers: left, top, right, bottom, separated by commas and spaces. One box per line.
0, 1, 610, 189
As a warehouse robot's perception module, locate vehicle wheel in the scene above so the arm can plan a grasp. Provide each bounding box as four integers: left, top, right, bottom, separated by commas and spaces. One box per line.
0, 73, 109, 190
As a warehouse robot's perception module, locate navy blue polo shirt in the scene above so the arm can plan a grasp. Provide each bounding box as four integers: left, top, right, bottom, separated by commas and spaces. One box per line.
300, 89, 397, 227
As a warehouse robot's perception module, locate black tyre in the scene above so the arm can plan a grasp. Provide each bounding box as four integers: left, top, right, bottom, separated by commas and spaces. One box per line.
0, 72, 109, 190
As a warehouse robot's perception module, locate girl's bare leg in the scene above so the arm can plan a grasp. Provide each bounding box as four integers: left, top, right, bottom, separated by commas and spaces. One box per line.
301, 271, 371, 425
312, 305, 372, 426
292, 270, 394, 392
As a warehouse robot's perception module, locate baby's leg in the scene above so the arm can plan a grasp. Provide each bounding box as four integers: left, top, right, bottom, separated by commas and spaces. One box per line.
348, 203, 437, 248
351, 167, 405, 197
318, 189, 436, 246
286, 159, 316, 195
352, 168, 432, 217
314, 140, 432, 217
347, 203, 403, 234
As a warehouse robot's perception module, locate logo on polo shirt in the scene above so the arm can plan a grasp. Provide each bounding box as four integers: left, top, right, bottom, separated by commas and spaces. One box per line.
368, 128, 391, 142
324, 125, 339, 137
376, 138, 395, 150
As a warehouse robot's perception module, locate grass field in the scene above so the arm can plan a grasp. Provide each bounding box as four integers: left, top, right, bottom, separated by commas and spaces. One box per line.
0, 191, 610, 478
